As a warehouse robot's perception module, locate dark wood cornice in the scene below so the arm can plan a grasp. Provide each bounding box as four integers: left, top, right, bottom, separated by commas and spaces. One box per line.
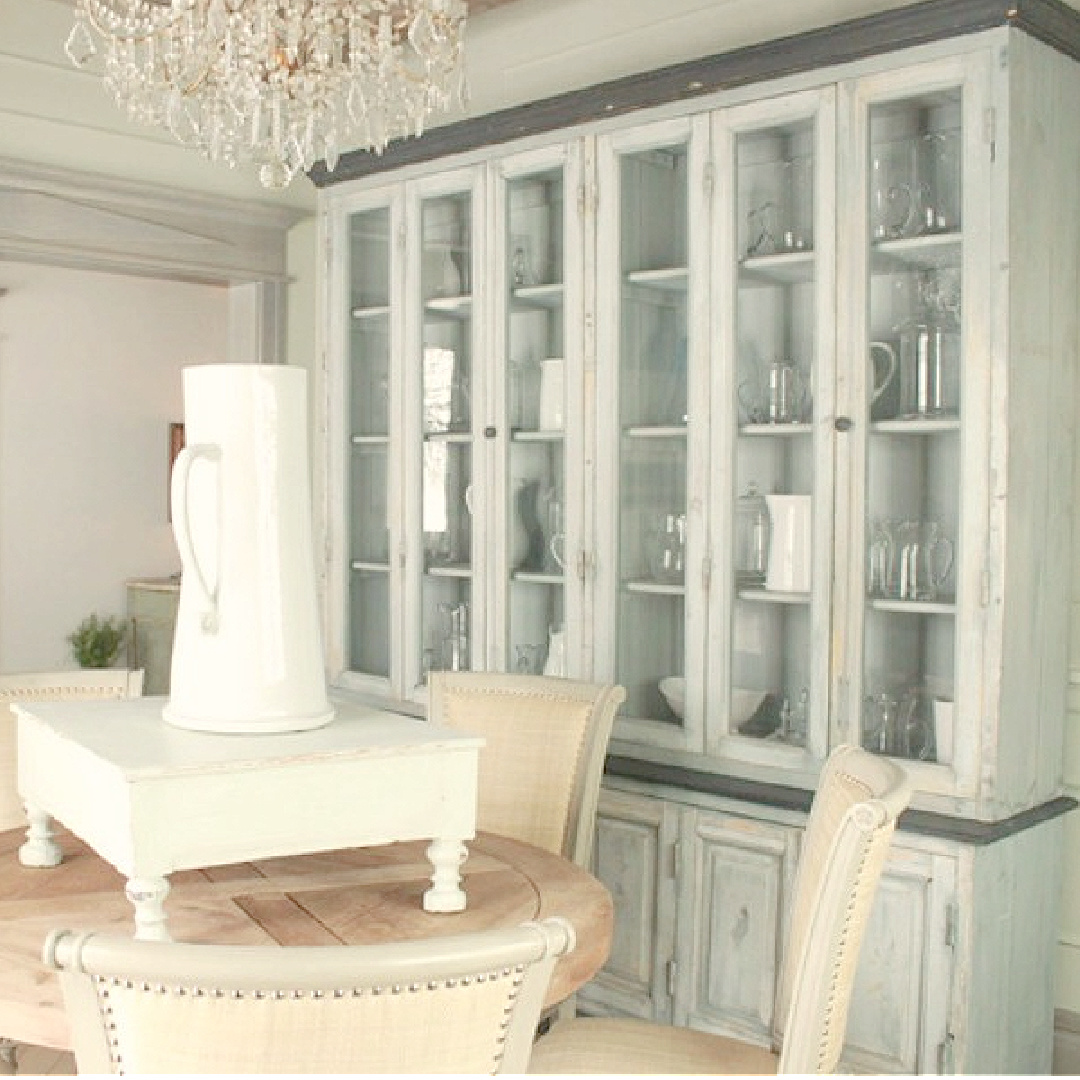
310, 0, 1080, 189
604, 753, 1079, 844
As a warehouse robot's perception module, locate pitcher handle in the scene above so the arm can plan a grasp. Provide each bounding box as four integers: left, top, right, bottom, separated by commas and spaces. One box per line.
170, 443, 221, 633
869, 342, 897, 404
931, 534, 955, 588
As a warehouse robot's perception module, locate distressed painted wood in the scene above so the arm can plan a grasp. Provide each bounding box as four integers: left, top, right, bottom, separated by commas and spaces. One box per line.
579, 787, 679, 1023
0, 827, 612, 1052
310, 0, 1080, 189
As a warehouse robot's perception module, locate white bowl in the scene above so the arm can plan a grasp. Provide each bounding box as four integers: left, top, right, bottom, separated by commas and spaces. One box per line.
658, 676, 685, 719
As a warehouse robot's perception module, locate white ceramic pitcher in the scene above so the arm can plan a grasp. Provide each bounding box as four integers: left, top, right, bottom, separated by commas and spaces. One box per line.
764, 494, 813, 594
164, 364, 334, 734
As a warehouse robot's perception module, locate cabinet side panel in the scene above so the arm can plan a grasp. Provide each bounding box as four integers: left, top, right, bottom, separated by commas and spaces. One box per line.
961, 820, 1064, 1073
996, 32, 1080, 812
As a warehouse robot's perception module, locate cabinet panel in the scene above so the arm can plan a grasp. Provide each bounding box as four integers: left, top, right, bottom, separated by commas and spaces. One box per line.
679, 809, 795, 1043
842, 844, 957, 1073
579, 789, 678, 1021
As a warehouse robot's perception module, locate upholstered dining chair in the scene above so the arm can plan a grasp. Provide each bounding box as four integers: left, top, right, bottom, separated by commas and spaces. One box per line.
44, 916, 575, 1074
528, 744, 912, 1075
427, 672, 626, 869
0, 668, 145, 832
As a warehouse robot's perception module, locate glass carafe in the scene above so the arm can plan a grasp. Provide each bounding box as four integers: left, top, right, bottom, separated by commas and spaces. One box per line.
735, 482, 770, 585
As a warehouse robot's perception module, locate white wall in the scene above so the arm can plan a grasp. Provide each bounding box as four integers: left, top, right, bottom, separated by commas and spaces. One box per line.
0, 261, 228, 670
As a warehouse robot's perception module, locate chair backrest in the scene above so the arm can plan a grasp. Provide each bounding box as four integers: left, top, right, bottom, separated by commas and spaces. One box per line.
0, 669, 145, 831
44, 916, 575, 1074
774, 744, 911, 1075
427, 672, 625, 868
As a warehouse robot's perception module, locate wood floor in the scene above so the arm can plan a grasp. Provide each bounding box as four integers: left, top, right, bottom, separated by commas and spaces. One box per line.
8, 1036, 1080, 1074
6, 1044, 72, 1075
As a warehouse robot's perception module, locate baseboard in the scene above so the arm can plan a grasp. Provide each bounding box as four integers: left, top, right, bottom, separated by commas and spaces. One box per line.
1054, 1009, 1080, 1074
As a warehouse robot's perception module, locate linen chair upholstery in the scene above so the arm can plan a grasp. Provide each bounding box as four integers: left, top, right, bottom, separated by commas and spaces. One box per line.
529, 744, 912, 1075
427, 672, 626, 868
44, 916, 575, 1075
0, 669, 145, 832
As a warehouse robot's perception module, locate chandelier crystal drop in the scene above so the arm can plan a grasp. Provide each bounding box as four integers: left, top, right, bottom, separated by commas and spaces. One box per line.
65, 0, 469, 189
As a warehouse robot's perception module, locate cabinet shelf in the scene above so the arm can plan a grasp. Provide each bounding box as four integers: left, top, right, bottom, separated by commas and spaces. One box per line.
871, 415, 960, 434
351, 434, 389, 446
740, 421, 812, 436
623, 424, 688, 439
871, 231, 961, 271
422, 429, 471, 443
513, 570, 564, 584
424, 295, 473, 319
512, 429, 565, 442
350, 560, 390, 573
868, 596, 956, 615
738, 587, 810, 605
425, 564, 472, 579
625, 579, 685, 596
738, 249, 815, 286
625, 266, 689, 291
511, 282, 564, 309
351, 304, 390, 320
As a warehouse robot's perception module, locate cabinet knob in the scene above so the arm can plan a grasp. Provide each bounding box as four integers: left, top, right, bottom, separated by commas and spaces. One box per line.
834, 416, 853, 432
484, 425, 497, 438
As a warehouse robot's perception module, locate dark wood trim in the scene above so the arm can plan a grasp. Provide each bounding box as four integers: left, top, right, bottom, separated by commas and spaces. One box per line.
604, 753, 1079, 844
311, 0, 1080, 188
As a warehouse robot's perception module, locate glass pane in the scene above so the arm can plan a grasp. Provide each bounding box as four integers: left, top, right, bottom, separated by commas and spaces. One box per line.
862, 88, 962, 765
419, 189, 474, 678
616, 142, 689, 726
506, 166, 566, 675
346, 206, 391, 677
730, 117, 817, 748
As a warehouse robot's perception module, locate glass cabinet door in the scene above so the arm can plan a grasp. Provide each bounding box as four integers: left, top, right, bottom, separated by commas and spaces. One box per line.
494, 145, 583, 678
342, 196, 398, 686
408, 172, 483, 693
597, 117, 707, 749
713, 89, 836, 764
858, 80, 964, 772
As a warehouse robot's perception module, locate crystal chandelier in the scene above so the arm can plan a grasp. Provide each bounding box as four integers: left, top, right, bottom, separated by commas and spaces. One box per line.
65, 1, 469, 189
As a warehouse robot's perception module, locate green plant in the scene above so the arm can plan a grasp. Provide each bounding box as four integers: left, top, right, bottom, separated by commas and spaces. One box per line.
67, 613, 128, 669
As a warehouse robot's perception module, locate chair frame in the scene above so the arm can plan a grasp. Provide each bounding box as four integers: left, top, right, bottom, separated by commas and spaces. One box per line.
427, 671, 625, 868
528, 744, 911, 1076
0, 668, 145, 832
45, 917, 575, 1074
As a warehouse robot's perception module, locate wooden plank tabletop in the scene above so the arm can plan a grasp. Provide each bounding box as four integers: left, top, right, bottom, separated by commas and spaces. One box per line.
0, 826, 612, 1051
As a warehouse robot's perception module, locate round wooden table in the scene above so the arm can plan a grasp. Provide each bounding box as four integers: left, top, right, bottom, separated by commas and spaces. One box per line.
0, 825, 612, 1052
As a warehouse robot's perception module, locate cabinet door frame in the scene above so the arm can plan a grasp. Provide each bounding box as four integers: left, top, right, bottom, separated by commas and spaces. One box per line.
833, 52, 994, 801
580, 786, 680, 1021
324, 182, 406, 699
675, 806, 798, 1044
706, 85, 838, 772
486, 139, 589, 675
402, 164, 489, 702
594, 112, 711, 752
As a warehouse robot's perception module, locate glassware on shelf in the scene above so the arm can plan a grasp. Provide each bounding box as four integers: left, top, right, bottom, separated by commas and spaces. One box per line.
735, 482, 771, 585
438, 601, 469, 671
514, 643, 545, 674
739, 359, 809, 424
647, 511, 686, 584
896, 519, 954, 602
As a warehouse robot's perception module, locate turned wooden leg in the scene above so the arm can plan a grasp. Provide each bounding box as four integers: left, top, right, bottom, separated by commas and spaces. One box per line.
0, 1038, 18, 1075
18, 805, 62, 868
125, 876, 172, 940
423, 837, 467, 913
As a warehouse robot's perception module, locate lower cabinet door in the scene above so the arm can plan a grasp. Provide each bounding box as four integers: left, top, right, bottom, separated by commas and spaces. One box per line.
840, 843, 958, 1074
677, 808, 798, 1045
578, 788, 680, 1021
